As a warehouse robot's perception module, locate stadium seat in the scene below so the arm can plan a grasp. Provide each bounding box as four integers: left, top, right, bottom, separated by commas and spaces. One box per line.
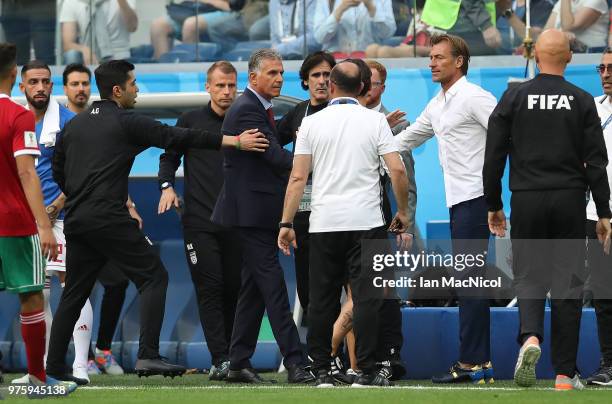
158, 43, 222, 63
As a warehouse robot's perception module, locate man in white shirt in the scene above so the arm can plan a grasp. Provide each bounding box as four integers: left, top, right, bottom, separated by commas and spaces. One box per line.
395, 34, 497, 384
585, 49, 612, 387
278, 60, 411, 387
60, 0, 138, 64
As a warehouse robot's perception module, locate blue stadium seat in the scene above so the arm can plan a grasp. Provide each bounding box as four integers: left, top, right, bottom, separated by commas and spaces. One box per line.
158, 43, 223, 63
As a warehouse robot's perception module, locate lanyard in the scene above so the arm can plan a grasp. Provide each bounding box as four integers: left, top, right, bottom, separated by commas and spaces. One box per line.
329, 98, 358, 105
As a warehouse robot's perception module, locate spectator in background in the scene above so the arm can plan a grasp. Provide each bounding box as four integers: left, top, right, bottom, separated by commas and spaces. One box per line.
206, 0, 271, 53
60, 0, 138, 64
421, 0, 502, 55
543, 0, 610, 52
0, 0, 56, 65
495, 0, 555, 55
504, 0, 609, 53
270, 0, 321, 59
314, 0, 396, 58
366, 0, 434, 58
150, 1, 233, 60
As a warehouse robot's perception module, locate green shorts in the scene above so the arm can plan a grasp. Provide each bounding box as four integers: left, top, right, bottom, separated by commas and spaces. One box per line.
0, 234, 45, 294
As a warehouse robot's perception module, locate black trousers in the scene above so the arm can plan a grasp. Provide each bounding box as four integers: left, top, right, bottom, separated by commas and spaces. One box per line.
183, 226, 241, 366
376, 299, 403, 362
293, 211, 310, 314
586, 220, 612, 365
95, 264, 129, 351
47, 220, 168, 374
449, 196, 491, 364
510, 190, 585, 376
308, 226, 387, 374
229, 227, 302, 369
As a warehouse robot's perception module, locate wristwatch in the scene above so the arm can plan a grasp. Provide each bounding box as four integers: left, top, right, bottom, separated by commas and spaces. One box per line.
160, 181, 172, 190
279, 222, 293, 229
503, 8, 514, 18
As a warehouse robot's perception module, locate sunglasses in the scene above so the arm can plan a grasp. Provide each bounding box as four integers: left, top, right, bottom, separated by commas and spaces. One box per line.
596, 64, 612, 74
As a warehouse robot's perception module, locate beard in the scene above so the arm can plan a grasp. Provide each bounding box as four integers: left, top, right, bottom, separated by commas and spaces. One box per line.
26, 92, 50, 111
72, 93, 89, 108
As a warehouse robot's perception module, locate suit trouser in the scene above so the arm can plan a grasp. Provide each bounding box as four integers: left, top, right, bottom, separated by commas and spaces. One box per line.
308, 226, 387, 373
511, 189, 585, 377
229, 227, 302, 369
449, 196, 491, 364
586, 220, 612, 365
46, 220, 168, 375
183, 226, 241, 366
293, 211, 310, 314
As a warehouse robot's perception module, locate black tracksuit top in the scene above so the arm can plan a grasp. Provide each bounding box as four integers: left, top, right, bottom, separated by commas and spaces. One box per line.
484, 73, 611, 219
52, 100, 223, 234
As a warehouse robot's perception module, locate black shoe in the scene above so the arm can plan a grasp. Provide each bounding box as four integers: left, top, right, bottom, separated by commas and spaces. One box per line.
134, 358, 186, 378
209, 361, 230, 381
226, 368, 265, 384
46, 372, 89, 386
330, 356, 353, 385
351, 369, 394, 387
586, 360, 612, 386
287, 364, 315, 384
432, 362, 484, 384
314, 369, 335, 388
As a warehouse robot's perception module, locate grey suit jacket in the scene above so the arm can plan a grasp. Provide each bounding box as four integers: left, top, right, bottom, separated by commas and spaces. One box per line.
381, 103, 417, 234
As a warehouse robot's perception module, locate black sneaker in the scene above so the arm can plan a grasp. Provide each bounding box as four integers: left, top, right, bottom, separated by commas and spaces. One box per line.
134, 357, 186, 378
330, 356, 353, 385
209, 360, 230, 381
586, 361, 612, 386
314, 369, 335, 388
351, 369, 394, 387
287, 364, 315, 384
431, 362, 484, 384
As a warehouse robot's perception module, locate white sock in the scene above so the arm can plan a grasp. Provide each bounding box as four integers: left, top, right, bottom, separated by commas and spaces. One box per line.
43, 277, 53, 365
72, 298, 93, 371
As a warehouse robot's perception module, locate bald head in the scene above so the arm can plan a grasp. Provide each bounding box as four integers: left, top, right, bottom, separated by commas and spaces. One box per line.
535, 29, 572, 70
330, 61, 363, 96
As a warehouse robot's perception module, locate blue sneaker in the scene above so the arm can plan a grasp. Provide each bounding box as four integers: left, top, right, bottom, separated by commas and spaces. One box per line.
87, 359, 102, 375
432, 362, 484, 384
482, 361, 495, 384
28, 374, 77, 398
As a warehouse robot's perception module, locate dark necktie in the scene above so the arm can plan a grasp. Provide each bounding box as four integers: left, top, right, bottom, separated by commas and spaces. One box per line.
267, 107, 276, 129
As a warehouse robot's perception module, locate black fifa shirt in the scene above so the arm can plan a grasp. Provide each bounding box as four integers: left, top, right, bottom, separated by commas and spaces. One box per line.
52, 100, 223, 234
158, 103, 227, 230
484, 74, 611, 218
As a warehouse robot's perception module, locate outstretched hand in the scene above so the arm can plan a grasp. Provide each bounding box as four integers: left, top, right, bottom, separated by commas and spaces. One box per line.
239, 129, 269, 152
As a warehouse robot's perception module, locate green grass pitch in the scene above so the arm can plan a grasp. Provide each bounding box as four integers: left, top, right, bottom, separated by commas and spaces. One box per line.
1, 373, 611, 403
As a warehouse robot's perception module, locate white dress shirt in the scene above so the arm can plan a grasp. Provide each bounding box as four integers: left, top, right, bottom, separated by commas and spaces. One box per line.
587, 94, 612, 221
396, 76, 497, 207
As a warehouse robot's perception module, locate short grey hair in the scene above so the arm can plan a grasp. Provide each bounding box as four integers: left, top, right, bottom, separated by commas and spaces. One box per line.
248, 48, 282, 73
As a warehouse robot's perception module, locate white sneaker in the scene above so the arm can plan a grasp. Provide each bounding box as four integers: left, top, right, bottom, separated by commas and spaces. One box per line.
73, 365, 91, 384
11, 373, 30, 384
514, 343, 541, 387
555, 374, 584, 391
